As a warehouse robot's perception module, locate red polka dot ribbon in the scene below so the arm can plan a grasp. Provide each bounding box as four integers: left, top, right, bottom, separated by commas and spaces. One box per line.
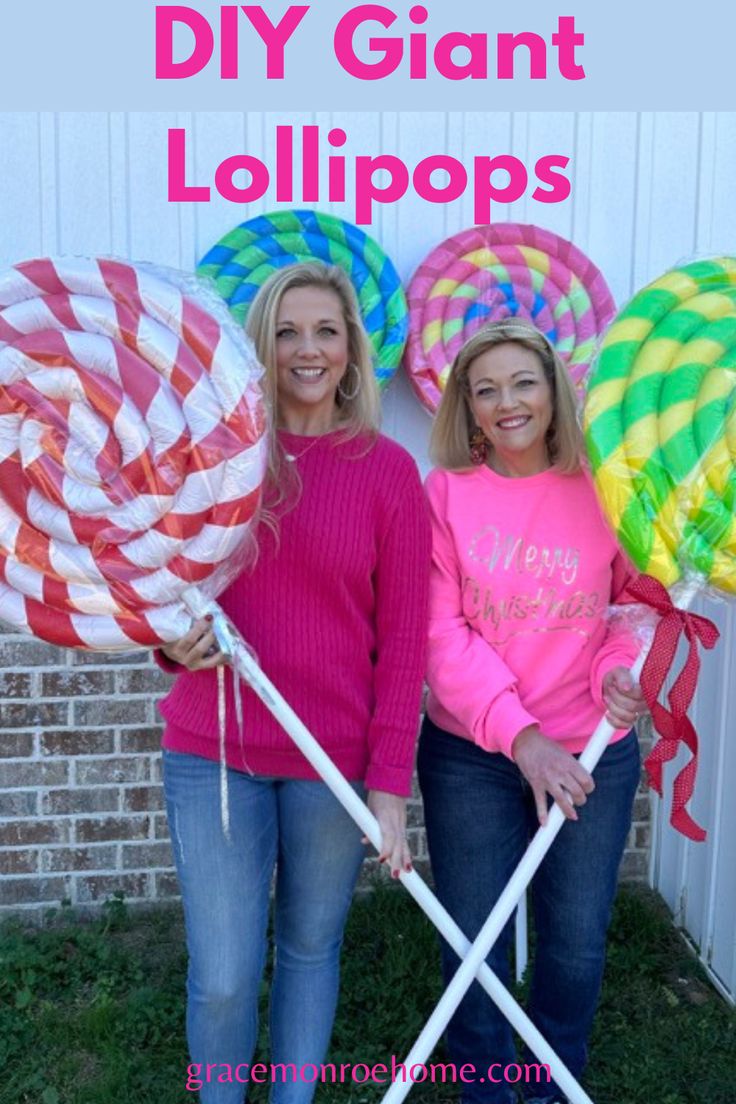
628, 574, 720, 841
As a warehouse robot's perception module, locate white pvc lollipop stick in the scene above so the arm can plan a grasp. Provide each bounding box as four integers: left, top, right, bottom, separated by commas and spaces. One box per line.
383, 588, 701, 1104
381, 715, 621, 1104
180, 587, 594, 1104
228, 634, 595, 1104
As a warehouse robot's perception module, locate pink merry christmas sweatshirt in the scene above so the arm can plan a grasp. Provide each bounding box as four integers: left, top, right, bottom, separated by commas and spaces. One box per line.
425, 464, 639, 758
159, 430, 431, 796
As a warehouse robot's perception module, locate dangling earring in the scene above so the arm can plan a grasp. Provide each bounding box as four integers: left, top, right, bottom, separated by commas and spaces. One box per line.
545, 421, 556, 464
337, 362, 362, 402
469, 426, 488, 466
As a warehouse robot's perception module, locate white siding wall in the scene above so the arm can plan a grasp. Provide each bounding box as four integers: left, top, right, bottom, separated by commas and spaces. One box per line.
650, 594, 736, 1005
1, 110, 735, 974
4, 111, 736, 472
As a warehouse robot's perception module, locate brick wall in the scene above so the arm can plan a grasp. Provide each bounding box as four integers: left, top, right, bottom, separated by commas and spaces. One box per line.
0, 630, 177, 915
0, 626, 653, 917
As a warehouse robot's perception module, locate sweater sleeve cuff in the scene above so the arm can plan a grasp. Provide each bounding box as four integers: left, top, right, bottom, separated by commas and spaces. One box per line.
590, 648, 639, 711
364, 762, 413, 798
476, 690, 539, 759
153, 649, 181, 676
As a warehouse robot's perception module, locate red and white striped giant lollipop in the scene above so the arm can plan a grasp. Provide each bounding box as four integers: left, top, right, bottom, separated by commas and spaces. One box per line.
0, 257, 267, 650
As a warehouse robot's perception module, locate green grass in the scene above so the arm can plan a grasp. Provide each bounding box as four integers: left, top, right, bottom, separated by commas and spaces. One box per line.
0, 886, 734, 1104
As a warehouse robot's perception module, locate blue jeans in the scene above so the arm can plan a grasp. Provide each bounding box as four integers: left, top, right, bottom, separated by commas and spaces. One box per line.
417, 718, 640, 1104
163, 750, 366, 1104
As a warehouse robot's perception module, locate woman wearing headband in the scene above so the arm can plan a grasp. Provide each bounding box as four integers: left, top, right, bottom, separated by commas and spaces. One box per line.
157, 262, 430, 1103
419, 318, 645, 1104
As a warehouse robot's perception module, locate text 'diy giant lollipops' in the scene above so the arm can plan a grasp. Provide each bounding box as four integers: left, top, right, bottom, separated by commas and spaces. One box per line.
0, 257, 267, 650
584, 256, 736, 595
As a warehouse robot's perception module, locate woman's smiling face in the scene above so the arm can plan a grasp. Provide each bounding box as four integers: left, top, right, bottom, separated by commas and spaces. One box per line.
467, 341, 554, 476
274, 285, 350, 425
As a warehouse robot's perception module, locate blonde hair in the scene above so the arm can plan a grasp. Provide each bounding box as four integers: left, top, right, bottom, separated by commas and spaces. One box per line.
430, 319, 583, 474
246, 259, 380, 442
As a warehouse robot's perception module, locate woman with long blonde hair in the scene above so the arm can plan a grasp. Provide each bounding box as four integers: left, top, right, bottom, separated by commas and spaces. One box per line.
157, 262, 430, 1103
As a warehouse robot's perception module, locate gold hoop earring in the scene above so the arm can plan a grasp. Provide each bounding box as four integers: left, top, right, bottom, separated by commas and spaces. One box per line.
337, 363, 361, 402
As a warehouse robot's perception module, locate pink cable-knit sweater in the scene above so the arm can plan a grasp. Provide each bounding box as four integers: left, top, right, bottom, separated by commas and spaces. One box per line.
158, 429, 431, 796
425, 464, 639, 758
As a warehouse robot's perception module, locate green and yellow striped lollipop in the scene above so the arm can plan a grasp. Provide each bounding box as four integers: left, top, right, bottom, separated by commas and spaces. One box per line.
584, 257, 736, 595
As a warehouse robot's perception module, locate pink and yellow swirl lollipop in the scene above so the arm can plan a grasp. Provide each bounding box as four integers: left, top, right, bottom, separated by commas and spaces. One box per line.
405, 223, 615, 412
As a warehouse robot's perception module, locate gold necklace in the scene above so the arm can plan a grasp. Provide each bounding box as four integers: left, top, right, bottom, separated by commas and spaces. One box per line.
282, 434, 324, 462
